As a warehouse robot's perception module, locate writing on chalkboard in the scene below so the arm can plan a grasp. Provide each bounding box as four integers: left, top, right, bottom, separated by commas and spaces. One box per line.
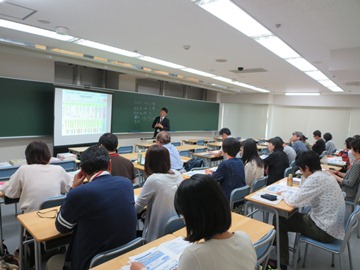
133, 101, 156, 125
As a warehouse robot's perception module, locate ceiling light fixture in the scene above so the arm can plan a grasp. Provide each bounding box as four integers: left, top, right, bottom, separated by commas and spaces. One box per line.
191, 0, 344, 93
285, 92, 320, 96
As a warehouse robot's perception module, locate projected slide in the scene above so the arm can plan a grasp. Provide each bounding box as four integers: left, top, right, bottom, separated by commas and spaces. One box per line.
62, 90, 108, 135
54, 88, 112, 146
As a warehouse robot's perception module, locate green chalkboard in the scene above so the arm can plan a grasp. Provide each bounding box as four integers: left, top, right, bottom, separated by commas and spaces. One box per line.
0, 78, 54, 137
112, 91, 219, 133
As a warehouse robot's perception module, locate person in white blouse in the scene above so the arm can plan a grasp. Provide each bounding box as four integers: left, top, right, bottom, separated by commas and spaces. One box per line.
131, 174, 257, 270
135, 144, 183, 242
3, 141, 72, 213
274, 151, 345, 270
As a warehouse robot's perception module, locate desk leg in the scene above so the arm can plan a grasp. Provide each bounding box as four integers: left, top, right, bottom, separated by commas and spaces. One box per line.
0, 202, 3, 255
34, 241, 42, 270
19, 225, 24, 270
246, 202, 281, 270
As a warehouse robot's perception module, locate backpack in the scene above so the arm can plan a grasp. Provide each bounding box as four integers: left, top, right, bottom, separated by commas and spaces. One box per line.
184, 158, 204, 172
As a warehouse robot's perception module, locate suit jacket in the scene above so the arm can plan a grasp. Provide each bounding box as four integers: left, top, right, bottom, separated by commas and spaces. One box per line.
152, 116, 170, 138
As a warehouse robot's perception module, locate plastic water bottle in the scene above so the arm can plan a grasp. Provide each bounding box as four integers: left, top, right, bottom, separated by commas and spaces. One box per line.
287, 174, 293, 186
137, 150, 142, 165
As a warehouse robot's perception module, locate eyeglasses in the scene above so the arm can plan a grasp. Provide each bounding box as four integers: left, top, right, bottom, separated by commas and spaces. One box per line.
36, 208, 58, 219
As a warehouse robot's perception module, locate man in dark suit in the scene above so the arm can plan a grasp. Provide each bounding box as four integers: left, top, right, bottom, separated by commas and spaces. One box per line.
152, 107, 170, 138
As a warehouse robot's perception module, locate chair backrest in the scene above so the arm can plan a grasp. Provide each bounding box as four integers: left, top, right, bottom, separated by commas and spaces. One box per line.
338, 205, 360, 253
250, 176, 268, 193
51, 160, 77, 172
253, 229, 276, 267
319, 150, 328, 158
163, 215, 185, 235
194, 148, 207, 153
89, 237, 146, 268
283, 166, 296, 178
40, 195, 67, 209
229, 185, 250, 210
196, 140, 205, 146
171, 142, 181, 146
0, 165, 20, 181
179, 150, 190, 157
117, 145, 134, 154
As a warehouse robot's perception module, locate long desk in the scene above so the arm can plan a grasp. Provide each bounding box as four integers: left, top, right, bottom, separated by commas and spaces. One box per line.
245, 178, 297, 270
17, 206, 64, 270
192, 152, 223, 167
91, 213, 273, 270
175, 145, 206, 152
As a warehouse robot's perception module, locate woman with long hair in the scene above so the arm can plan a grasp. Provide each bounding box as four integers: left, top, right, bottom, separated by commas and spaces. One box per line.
241, 138, 264, 186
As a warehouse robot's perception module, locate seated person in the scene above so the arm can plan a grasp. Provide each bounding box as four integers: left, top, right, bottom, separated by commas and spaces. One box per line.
131, 174, 257, 270
4, 141, 72, 213
338, 137, 353, 168
206, 137, 245, 200
135, 145, 183, 242
209, 127, 231, 157
156, 131, 183, 170
312, 130, 326, 155
264, 137, 289, 185
48, 145, 137, 270
289, 131, 308, 156
240, 138, 264, 186
274, 151, 345, 270
99, 132, 136, 183
324, 132, 336, 155
329, 138, 360, 201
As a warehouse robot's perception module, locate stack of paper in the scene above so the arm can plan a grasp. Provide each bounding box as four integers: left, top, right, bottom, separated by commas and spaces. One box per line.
57, 153, 77, 161
8, 159, 26, 166
124, 237, 192, 270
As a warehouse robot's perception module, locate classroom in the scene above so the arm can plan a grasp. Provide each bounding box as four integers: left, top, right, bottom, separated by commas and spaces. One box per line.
0, 1, 360, 269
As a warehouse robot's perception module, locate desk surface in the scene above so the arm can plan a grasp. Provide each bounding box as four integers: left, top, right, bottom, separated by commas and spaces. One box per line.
172, 212, 273, 243
17, 206, 63, 242
207, 141, 222, 147
245, 178, 297, 213
91, 234, 177, 270
192, 152, 223, 160
176, 145, 206, 151
91, 213, 273, 269
68, 146, 89, 154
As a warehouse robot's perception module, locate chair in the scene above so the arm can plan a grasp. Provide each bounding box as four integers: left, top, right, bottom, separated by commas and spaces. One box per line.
284, 165, 297, 178
179, 150, 190, 157
0, 165, 20, 181
51, 160, 77, 172
171, 142, 181, 146
345, 185, 360, 238
294, 205, 360, 270
89, 237, 147, 268
253, 229, 276, 269
194, 148, 207, 153
117, 145, 134, 154
163, 215, 185, 235
250, 176, 268, 193
196, 140, 205, 146
229, 185, 250, 212
40, 195, 72, 251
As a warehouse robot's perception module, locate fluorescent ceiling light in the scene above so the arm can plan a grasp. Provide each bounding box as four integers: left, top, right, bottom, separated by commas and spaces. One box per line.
75, 39, 141, 58
0, 19, 74, 41
254, 36, 300, 59
286, 57, 317, 72
305, 71, 329, 81
317, 80, 337, 88
285, 93, 320, 96
193, 0, 271, 38
213, 76, 233, 83
328, 86, 344, 92
139, 56, 185, 69
181, 68, 215, 77
231, 81, 270, 93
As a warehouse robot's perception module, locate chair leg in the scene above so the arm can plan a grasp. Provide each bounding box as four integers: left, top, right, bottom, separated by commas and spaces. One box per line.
348, 242, 353, 270
302, 243, 308, 267
339, 254, 343, 270
357, 222, 360, 238
292, 235, 300, 270
331, 253, 335, 267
